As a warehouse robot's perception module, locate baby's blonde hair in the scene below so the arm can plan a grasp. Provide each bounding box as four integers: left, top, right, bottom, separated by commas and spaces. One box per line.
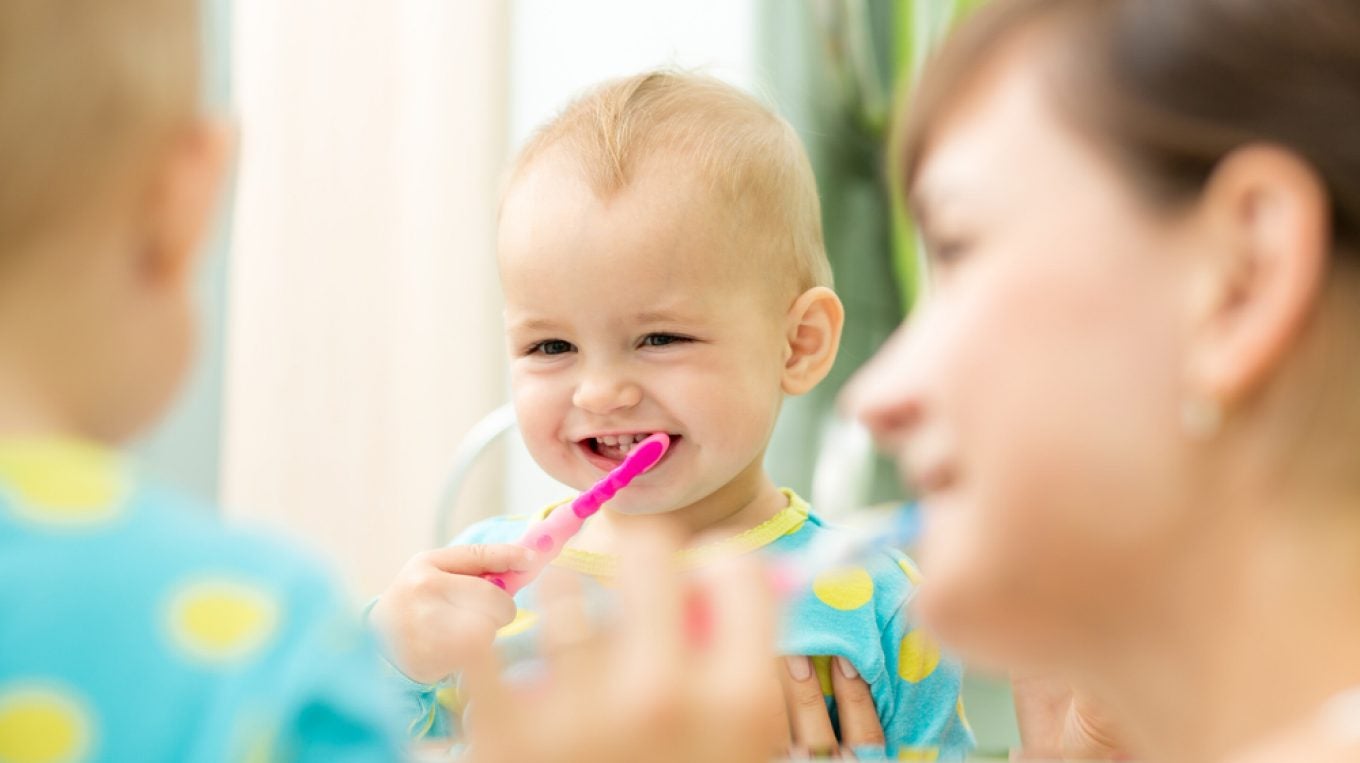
0, 0, 200, 256
509, 70, 833, 294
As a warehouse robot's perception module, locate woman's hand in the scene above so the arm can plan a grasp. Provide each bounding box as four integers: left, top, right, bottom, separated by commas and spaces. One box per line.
779, 654, 886, 758
459, 529, 782, 763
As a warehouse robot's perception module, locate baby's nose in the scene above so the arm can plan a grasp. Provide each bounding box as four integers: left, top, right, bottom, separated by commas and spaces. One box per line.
572, 371, 643, 414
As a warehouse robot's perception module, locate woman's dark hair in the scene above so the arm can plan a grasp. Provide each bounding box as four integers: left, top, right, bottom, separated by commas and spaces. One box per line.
897, 0, 1360, 255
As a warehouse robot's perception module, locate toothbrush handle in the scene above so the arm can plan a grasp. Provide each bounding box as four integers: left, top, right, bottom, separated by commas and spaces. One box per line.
479, 433, 670, 596
481, 500, 589, 596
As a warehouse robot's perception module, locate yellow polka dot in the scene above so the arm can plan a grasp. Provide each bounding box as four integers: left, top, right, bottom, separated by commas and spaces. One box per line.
812, 566, 874, 610
811, 656, 834, 697
898, 558, 924, 586
435, 686, 466, 714
897, 629, 941, 683
0, 683, 94, 763
496, 609, 539, 639
0, 440, 127, 527
168, 578, 279, 664
235, 727, 275, 763
897, 746, 939, 761
957, 697, 972, 735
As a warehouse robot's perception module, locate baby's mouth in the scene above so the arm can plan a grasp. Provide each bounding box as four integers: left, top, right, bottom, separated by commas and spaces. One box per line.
580, 433, 681, 464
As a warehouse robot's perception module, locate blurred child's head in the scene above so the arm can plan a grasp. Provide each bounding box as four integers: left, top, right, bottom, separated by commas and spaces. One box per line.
0, 0, 229, 443
498, 71, 843, 516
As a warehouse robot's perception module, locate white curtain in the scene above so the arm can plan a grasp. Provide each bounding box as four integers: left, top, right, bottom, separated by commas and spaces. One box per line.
223, 0, 508, 597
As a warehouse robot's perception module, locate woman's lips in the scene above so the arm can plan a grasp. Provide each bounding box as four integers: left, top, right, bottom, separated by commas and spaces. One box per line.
902, 456, 958, 498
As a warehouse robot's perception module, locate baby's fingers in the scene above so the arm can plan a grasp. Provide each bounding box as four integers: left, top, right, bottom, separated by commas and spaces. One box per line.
422, 543, 536, 575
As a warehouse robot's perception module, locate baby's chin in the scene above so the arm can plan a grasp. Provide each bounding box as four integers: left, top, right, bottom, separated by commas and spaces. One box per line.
594, 489, 679, 517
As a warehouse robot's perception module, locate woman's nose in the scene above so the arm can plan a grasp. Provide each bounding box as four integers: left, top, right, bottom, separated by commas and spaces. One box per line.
572, 367, 643, 414
842, 322, 926, 448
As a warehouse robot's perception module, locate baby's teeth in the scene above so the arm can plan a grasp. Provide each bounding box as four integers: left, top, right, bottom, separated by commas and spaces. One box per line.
594, 433, 656, 453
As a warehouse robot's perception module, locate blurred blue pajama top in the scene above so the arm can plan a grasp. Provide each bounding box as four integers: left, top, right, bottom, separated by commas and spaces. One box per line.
0, 438, 404, 763
402, 489, 974, 761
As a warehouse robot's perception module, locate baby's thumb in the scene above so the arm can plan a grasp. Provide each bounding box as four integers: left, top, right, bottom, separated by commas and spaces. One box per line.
425, 543, 537, 575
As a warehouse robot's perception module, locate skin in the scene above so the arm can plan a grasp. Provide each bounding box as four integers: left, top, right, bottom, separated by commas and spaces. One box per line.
459, 529, 784, 763
495, 148, 885, 753
0, 88, 873, 762
394, 21, 1360, 762
844, 29, 1360, 763
497, 149, 843, 545
369, 543, 537, 684
380, 146, 881, 753
19, 17, 1356, 761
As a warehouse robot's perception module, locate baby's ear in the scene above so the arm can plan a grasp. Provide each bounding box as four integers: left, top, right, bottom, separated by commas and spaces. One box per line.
781, 286, 845, 395
139, 118, 233, 290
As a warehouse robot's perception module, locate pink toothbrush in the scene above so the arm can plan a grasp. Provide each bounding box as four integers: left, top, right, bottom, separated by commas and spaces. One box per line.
481, 432, 670, 595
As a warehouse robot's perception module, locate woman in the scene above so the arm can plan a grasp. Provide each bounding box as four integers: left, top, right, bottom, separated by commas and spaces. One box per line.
463, 0, 1360, 760
845, 0, 1360, 760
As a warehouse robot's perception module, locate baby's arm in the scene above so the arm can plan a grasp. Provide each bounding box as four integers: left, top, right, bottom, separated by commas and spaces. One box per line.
878, 552, 975, 759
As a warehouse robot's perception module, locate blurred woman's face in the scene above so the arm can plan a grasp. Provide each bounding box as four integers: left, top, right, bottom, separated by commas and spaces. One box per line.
850, 47, 1214, 669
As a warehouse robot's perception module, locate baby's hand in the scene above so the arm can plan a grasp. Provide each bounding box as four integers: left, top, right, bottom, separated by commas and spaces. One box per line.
370, 544, 535, 684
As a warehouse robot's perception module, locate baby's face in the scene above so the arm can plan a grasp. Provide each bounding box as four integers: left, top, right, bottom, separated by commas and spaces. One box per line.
498, 155, 790, 515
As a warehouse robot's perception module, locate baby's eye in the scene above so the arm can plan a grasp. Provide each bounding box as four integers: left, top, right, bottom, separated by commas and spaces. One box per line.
527, 339, 576, 356
639, 333, 693, 348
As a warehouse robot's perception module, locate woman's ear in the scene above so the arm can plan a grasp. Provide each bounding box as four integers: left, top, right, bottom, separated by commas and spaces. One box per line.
1185, 144, 1331, 407
139, 118, 233, 290
781, 286, 845, 395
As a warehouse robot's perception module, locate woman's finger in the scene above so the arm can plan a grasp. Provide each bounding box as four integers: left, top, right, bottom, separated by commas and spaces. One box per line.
617, 526, 685, 678
692, 553, 785, 758
769, 659, 795, 754
780, 654, 839, 758
457, 635, 512, 742
830, 656, 886, 752
701, 553, 774, 681
537, 567, 602, 686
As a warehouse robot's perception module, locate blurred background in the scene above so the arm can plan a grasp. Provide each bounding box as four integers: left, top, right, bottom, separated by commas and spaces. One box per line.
137, 0, 1015, 753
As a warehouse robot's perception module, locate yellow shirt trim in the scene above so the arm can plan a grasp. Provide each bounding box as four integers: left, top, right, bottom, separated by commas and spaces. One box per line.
547, 488, 809, 578
0, 437, 130, 526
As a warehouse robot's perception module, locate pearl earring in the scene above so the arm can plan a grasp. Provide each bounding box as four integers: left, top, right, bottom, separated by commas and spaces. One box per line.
1180, 395, 1223, 439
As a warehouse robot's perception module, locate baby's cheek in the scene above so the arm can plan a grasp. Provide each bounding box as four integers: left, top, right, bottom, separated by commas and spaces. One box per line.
511, 385, 567, 453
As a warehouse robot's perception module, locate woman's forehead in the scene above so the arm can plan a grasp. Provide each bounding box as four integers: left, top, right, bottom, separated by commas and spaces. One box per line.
911, 51, 1055, 218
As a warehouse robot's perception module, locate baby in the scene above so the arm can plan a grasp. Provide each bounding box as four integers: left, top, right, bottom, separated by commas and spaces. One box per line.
378, 71, 973, 759
0, 0, 417, 759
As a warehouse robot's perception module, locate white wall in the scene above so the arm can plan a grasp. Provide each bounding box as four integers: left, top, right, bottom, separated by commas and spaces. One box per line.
224, 0, 509, 597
